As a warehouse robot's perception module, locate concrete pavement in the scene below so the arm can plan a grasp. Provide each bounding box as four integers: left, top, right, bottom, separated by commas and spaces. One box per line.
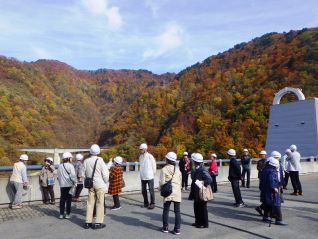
0, 174, 317, 239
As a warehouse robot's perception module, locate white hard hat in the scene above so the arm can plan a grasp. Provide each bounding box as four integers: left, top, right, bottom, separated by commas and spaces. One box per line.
192, 153, 204, 163
268, 157, 279, 168
243, 149, 248, 152
165, 152, 177, 162
271, 151, 281, 159
76, 153, 84, 161
90, 144, 100, 155
259, 150, 267, 155
285, 148, 292, 154
290, 144, 297, 152
183, 152, 188, 156
139, 143, 148, 150
211, 153, 217, 158
114, 156, 123, 165
20, 154, 28, 161
227, 149, 236, 156
62, 152, 73, 160
46, 157, 53, 163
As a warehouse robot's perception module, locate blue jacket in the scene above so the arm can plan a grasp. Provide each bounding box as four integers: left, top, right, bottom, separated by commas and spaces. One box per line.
259, 165, 281, 206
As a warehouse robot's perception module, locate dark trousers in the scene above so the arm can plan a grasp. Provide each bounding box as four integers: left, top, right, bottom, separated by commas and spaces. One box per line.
42, 185, 55, 203
113, 195, 120, 207
181, 172, 189, 188
74, 184, 83, 198
194, 201, 208, 227
263, 204, 283, 221
289, 171, 302, 193
211, 175, 218, 192
141, 179, 155, 206
59, 187, 72, 215
283, 172, 289, 187
242, 167, 250, 187
231, 180, 243, 204
162, 201, 181, 230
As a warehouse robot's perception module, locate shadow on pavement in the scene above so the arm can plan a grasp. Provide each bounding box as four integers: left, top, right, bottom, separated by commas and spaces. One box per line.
108, 214, 159, 231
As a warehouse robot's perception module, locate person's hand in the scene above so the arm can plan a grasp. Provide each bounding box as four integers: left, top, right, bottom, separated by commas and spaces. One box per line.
274, 188, 278, 193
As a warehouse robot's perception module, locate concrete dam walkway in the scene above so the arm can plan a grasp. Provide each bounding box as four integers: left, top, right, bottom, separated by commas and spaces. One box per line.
0, 174, 317, 239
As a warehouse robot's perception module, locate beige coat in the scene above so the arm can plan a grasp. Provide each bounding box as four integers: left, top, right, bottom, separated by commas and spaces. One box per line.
159, 164, 182, 202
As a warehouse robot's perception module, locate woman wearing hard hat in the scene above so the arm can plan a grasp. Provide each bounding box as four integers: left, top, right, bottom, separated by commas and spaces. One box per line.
73, 153, 85, 202
9, 154, 29, 209
39, 157, 56, 205
57, 152, 76, 219
108, 156, 124, 210
159, 152, 182, 235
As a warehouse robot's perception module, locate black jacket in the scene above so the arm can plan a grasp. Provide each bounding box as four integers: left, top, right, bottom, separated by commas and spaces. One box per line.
228, 157, 242, 181
241, 155, 251, 168
189, 164, 212, 202
179, 157, 191, 173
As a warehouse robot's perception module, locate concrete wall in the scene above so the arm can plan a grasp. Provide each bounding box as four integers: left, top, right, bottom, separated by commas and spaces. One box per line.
1, 161, 318, 207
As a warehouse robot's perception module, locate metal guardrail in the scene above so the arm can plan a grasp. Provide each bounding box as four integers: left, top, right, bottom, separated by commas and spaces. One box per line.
0, 157, 315, 173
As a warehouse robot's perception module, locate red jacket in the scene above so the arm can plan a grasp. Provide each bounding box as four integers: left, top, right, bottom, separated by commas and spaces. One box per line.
208, 160, 218, 173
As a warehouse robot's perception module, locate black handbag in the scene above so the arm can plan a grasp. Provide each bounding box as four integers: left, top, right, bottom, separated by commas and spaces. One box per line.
160, 166, 175, 197
84, 158, 98, 189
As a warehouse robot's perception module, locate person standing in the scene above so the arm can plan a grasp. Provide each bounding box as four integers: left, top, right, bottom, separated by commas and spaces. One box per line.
282, 149, 291, 190
189, 153, 212, 228
39, 157, 56, 205
208, 153, 218, 193
255, 150, 267, 216
57, 152, 76, 219
228, 149, 245, 207
287, 145, 302, 196
108, 156, 124, 210
83, 144, 109, 229
9, 154, 29, 209
259, 157, 288, 225
241, 149, 251, 188
179, 152, 191, 191
159, 152, 182, 235
73, 153, 85, 202
139, 143, 156, 209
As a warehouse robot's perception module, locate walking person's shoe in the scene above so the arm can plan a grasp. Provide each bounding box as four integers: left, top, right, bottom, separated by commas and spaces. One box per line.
275, 221, 288, 226
50, 201, 55, 205
298, 192, 303, 196
236, 203, 246, 208
142, 204, 149, 208
290, 192, 299, 196
148, 204, 155, 210
84, 223, 93, 229
173, 229, 181, 235
161, 226, 169, 233
111, 206, 122, 210
59, 214, 64, 219
93, 223, 106, 230
65, 214, 71, 219
255, 206, 263, 216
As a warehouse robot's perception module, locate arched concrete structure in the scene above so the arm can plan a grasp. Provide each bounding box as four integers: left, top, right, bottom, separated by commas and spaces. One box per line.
273, 87, 305, 105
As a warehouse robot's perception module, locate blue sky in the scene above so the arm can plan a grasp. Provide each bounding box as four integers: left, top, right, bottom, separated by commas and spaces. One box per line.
0, 0, 317, 74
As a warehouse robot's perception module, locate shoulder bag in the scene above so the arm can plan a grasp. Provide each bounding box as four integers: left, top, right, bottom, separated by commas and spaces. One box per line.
160, 166, 175, 198
84, 158, 99, 189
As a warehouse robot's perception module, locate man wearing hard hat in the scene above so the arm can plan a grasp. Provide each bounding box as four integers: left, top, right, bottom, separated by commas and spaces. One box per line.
9, 154, 29, 209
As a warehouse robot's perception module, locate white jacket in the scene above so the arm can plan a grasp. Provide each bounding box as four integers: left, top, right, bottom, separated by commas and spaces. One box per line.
83, 156, 109, 189
287, 151, 302, 172
10, 161, 28, 184
139, 152, 156, 180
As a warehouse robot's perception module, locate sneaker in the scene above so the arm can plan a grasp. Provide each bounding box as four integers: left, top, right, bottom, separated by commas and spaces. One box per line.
11, 205, 23, 209
275, 220, 288, 226
255, 206, 263, 216
65, 214, 71, 219
111, 206, 122, 211
236, 203, 246, 208
173, 229, 181, 235
161, 227, 169, 233
84, 223, 93, 229
50, 201, 55, 205
142, 204, 149, 208
299, 192, 303, 196
59, 215, 64, 219
148, 204, 155, 210
93, 223, 106, 230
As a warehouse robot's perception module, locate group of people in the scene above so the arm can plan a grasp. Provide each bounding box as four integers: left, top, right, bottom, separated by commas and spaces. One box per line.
8, 143, 304, 233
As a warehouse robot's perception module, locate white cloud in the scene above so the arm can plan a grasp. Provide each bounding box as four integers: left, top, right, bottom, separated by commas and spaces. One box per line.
81, 0, 123, 30
143, 23, 184, 58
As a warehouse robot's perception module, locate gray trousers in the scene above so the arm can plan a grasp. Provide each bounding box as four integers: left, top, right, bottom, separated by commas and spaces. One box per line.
10, 181, 23, 206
